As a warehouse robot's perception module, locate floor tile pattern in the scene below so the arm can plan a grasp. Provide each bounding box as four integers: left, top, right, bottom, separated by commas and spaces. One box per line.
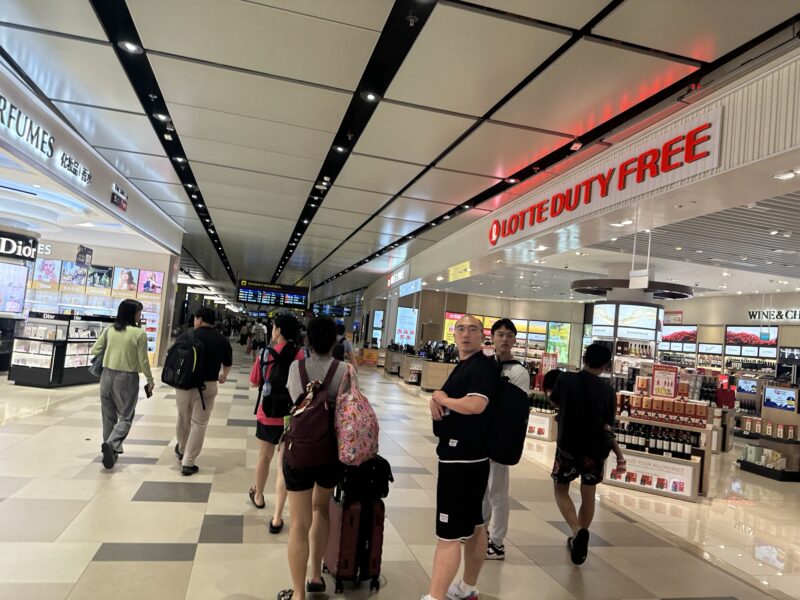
0, 343, 793, 599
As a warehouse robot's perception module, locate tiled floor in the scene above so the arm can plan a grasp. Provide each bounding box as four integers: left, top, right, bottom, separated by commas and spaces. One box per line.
0, 345, 796, 600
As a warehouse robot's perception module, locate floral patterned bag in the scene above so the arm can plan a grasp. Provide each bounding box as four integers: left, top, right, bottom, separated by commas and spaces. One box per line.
335, 363, 379, 466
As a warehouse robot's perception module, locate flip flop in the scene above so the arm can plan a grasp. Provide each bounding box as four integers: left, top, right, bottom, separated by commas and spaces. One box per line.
249, 486, 265, 509
276, 590, 293, 600
571, 528, 590, 565
306, 579, 326, 593
269, 518, 284, 534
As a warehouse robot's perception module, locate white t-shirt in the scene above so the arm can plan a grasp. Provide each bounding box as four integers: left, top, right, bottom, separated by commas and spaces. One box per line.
499, 360, 530, 392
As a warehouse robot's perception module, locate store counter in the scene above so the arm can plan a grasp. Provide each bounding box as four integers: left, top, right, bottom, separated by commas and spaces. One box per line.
384, 350, 402, 375
358, 348, 379, 367
399, 354, 424, 385
421, 361, 456, 392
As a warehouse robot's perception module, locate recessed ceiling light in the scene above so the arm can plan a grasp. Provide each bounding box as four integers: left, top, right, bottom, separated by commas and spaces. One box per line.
534, 244, 548, 251
310, 203, 317, 208
770, 230, 779, 235
505, 177, 519, 184
422, 281, 427, 286
675, 246, 683, 250
610, 237, 617, 241
362, 91, 381, 102
519, 274, 524, 279
736, 291, 742, 295
620, 219, 633, 225
570, 139, 583, 151
173, 156, 187, 163
334, 146, 347, 153
118, 40, 143, 54
773, 171, 795, 180
695, 250, 703, 253
303, 219, 309, 224
436, 275, 444, 281
153, 112, 170, 122
314, 184, 327, 190
32, 184, 41, 189
443, 215, 451, 220
499, 290, 504, 294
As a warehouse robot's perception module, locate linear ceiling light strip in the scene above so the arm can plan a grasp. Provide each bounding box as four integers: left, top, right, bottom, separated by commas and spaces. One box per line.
309, 7, 800, 291
89, 0, 235, 284
269, 0, 439, 283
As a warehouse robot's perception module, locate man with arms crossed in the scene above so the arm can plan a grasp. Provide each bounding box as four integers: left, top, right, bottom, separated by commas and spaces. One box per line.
423, 315, 497, 600
549, 343, 623, 564
483, 318, 530, 560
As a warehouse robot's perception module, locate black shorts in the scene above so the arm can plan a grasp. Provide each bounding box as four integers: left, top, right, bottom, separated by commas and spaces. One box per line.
551, 448, 605, 486
436, 459, 490, 541
255, 422, 284, 445
282, 457, 343, 492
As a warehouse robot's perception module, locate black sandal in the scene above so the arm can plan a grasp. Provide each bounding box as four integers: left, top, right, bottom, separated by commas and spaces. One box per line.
268, 518, 284, 534
306, 579, 326, 593
249, 486, 265, 509
276, 590, 293, 600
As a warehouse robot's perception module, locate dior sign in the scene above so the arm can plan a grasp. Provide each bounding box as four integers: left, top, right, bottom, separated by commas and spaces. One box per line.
0, 231, 37, 260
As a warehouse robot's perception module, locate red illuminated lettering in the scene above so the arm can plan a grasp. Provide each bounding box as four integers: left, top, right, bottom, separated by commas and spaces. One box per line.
508, 213, 519, 235
536, 199, 549, 223
550, 193, 565, 218
597, 168, 615, 197
527, 205, 536, 226
635, 148, 660, 183
517, 209, 528, 231
580, 176, 594, 204
660, 135, 684, 172
617, 158, 637, 191
501, 218, 508, 238
565, 187, 579, 211
685, 122, 711, 163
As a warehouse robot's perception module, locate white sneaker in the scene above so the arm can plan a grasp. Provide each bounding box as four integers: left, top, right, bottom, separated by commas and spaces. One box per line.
447, 581, 479, 600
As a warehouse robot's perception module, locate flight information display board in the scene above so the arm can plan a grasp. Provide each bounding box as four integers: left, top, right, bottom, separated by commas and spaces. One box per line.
237, 280, 308, 308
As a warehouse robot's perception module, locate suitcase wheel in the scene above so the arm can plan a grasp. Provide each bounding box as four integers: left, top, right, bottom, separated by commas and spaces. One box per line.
322, 564, 329, 574
370, 578, 380, 591
335, 578, 344, 594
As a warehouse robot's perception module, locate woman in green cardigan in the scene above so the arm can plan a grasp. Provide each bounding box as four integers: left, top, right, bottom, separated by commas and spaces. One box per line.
91, 299, 154, 469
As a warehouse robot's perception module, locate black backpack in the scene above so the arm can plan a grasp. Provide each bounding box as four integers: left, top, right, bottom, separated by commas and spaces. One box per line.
162, 331, 206, 405
331, 335, 346, 360
487, 360, 530, 466
339, 455, 394, 502
253, 343, 297, 419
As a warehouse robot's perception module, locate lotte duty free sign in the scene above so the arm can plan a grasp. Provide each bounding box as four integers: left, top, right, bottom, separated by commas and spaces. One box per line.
487, 107, 722, 249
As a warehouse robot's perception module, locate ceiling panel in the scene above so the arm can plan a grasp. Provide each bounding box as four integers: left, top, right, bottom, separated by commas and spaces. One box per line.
385, 3, 570, 116
378, 197, 469, 222
245, 0, 393, 31
54, 102, 165, 155
154, 199, 196, 219
418, 211, 486, 242
0, 29, 143, 112
361, 216, 425, 238
313, 207, 370, 230
181, 137, 323, 181
303, 222, 353, 243
439, 121, 567, 178
471, 0, 611, 29
478, 190, 524, 213
0, 0, 108, 39
335, 155, 424, 196
150, 55, 350, 133
296, 236, 344, 252
98, 149, 181, 184
494, 39, 698, 136
354, 103, 475, 164
349, 230, 405, 248
336, 240, 386, 256
130, 180, 189, 204
402, 169, 501, 205
130, 0, 379, 90
594, 0, 800, 62
192, 163, 310, 197
197, 183, 305, 220
210, 210, 294, 238
168, 104, 334, 161
322, 187, 391, 215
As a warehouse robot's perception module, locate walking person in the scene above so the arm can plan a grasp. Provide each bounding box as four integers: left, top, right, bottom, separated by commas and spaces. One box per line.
483, 319, 530, 561
423, 315, 497, 600
332, 323, 356, 368
239, 321, 249, 346
277, 316, 347, 600
249, 313, 304, 534
549, 343, 622, 565
174, 308, 233, 476
91, 299, 154, 469
252, 318, 268, 352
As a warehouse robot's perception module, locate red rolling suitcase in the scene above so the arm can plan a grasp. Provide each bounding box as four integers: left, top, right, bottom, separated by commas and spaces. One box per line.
323, 497, 385, 594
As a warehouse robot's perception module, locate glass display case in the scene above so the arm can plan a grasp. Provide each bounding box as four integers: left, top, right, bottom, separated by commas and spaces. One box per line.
9, 312, 114, 387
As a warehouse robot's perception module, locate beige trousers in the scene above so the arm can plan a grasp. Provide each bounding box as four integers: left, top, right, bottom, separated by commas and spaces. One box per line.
175, 381, 218, 467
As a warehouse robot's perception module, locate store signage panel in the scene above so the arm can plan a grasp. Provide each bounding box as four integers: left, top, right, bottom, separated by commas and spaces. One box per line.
487, 106, 722, 249
652, 364, 678, 397
606, 452, 696, 498
592, 325, 615, 338
592, 303, 616, 326
698, 343, 722, 355
443, 312, 464, 344
0, 67, 183, 254
394, 306, 418, 346
527, 414, 553, 440
617, 326, 656, 341
76, 245, 93, 268
398, 278, 422, 297
0, 230, 38, 261
387, 266, 408, 288
748, 309, 800, 321
664, 310, 683, 324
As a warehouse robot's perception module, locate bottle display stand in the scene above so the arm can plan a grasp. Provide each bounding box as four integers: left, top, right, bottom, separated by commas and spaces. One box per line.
421, 361, 455, 392
526, 411, 557, 442
605, 445, 704, 502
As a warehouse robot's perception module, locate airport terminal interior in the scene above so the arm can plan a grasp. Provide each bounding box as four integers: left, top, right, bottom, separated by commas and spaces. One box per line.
1, 1, 800, 599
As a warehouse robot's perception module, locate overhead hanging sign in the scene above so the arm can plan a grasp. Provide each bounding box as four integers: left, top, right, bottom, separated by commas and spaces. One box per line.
487, 106, 722, 249
387, 266, 408, 288
398, 278, 422, 297
748, 309, 800, 321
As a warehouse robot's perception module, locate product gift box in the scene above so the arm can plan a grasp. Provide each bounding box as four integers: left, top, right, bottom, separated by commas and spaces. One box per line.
677, 382, 690, 397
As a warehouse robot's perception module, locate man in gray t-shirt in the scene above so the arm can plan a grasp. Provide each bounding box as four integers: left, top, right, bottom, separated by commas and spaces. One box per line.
483, 319, 530, 561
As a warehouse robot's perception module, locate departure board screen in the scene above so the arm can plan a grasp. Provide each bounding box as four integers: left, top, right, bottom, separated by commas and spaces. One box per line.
237, 279, 308, 308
